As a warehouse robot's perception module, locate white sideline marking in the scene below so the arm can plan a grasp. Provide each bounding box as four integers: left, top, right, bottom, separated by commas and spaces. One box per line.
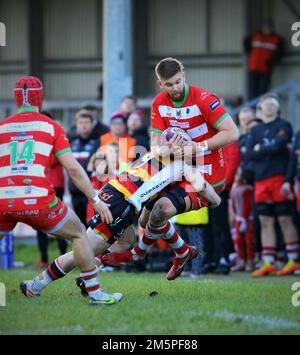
189, 310, 300, 330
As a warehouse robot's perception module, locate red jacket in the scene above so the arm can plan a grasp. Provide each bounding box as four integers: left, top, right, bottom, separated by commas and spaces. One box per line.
225, 142, 241, 192
246, 32, 283, 74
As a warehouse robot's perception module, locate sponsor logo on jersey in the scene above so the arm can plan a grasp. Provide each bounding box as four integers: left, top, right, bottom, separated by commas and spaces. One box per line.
24, 199, 37, 205
139, 179, 168, 199
158, 105, 202, 120
209, 100, 221, 112
11, 135, 33, 141
99, 190, 114, 202
169, 120, 190, 129
8, 199, 14, 208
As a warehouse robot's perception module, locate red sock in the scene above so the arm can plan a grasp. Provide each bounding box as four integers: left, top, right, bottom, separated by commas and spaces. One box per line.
161, 222, 189, 258
133, 222, 170, 256
245, 220, 254, 261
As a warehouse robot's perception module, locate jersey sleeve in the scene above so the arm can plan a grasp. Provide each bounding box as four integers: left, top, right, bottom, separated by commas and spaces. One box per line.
201, 94, 230, 129
151, 99, 167, 134
52, 122, 72, 157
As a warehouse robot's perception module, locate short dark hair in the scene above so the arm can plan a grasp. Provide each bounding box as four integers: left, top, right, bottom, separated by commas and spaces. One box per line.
121, 95, 137, 103
75, 112, 93, 123
155, 57, 184, 80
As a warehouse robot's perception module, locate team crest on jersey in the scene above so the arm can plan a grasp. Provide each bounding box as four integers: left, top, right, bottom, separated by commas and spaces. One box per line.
24, 186, 32, 195
209, 100, 221, 111
176, 110, 182, 118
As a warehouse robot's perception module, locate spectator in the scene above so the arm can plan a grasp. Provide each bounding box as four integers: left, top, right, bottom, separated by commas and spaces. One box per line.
86, 150, 112, 222
69, 111, 99, 225
283, 130, 300, 214
246, 94, 300, 276
120, 95, 137, 118
244, 21, 284, 99
238, 107, 256, 184
230, 171, 255, 272
127, 110, 150, 158
238, 109, 263, 262
35, 111, 68, 268
100, 112, 136, 164
67, 105, 109, 141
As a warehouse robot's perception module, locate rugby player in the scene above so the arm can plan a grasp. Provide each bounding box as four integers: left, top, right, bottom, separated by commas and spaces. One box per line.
20, 148, 222, 297
0, 76, 121, 305
102, 58, 240, 280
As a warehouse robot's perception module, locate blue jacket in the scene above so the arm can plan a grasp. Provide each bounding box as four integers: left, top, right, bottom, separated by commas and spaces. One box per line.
285, 130, 300, 184
246, 117, 293, 182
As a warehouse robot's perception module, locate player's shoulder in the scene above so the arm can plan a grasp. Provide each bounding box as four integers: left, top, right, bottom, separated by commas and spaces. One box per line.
190, 85, 222, 108
190, 85, 218, 100
250, 122, 264, 136
277, 117, 291, 128
152, 91, 169, 106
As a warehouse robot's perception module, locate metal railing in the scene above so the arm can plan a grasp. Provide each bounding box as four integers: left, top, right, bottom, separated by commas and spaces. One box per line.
228, 77, 300, 129
1, 78, 300, 129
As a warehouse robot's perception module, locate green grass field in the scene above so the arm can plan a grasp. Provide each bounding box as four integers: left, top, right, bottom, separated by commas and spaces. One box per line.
0, 244, 300, 335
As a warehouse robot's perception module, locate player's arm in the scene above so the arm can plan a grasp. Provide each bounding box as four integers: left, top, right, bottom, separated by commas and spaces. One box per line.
57, 152, 113, 224
184, 116, 239, 156
52, 122, 113, 224
200, 115, 239, 151
150, 101, 185, 158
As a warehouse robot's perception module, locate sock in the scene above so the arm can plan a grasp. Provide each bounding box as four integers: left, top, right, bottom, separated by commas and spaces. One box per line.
95, 255, 103, 270
262, 246, 276, 265
161, 222, 189, 258
245, 220, 254, 261
235, 221, 246, 260
286, 241, 300, 263
276, 251, 285, 266
31, 258, 66, 293
132, 222, 166, 256
80, 267, 101, 299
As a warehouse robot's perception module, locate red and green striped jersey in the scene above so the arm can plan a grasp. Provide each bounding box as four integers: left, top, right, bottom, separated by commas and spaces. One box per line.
151, 84, 228, 179
0, 108, 71, 211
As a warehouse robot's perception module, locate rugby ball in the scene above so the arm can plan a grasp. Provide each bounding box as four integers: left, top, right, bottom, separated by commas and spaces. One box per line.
162, 127, 192, 142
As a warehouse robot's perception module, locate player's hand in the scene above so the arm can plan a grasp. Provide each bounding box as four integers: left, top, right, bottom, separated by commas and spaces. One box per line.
254, 144, 260, 152
93, 200, 113, 225
280, 182, 294, 200
169, 133, 186, 147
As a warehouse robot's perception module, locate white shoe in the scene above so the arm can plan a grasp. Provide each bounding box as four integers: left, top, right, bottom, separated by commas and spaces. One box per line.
20, 280, 41, 297
89, 290, 123, 305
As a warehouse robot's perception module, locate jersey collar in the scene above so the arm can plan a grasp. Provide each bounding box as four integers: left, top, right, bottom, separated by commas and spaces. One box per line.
18, 107, 39, 113
172, 83, 189, 107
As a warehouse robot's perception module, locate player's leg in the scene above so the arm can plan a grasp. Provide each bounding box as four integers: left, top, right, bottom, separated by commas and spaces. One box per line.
183, 165, 221, 208
252, 203, 277, 277
20, 208, 122, 304
102, 191, 199, 280
276, 203, 300, 275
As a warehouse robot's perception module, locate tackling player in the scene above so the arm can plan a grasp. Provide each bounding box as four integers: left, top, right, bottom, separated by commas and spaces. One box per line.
102, 57, 239, 280
0, 76, 121, 305
20, 149, 222, 297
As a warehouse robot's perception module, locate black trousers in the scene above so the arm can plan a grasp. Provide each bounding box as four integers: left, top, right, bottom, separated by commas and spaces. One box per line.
205, 190, 234, 264
71, 193, 88, 227
248, 71, 271, 100
175, 224, 207, 275
36, 188, 68, 263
